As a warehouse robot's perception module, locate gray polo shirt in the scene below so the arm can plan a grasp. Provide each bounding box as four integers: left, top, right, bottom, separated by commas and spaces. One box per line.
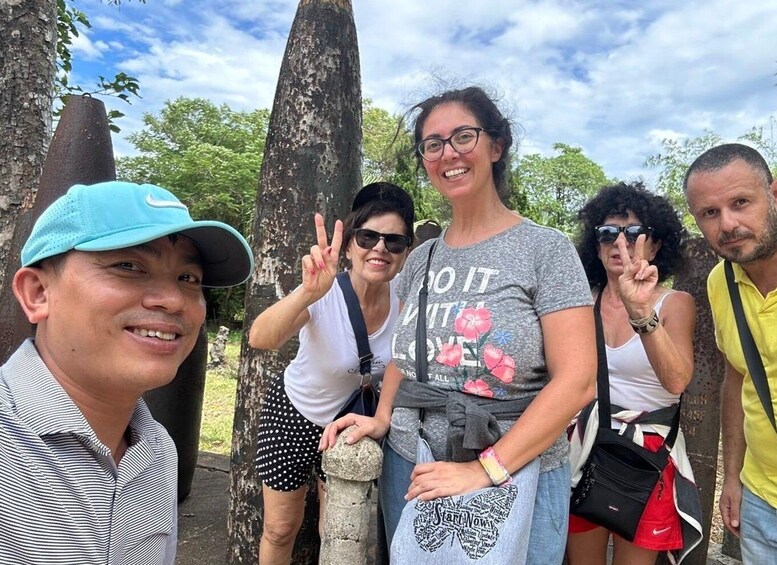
0, 339, 178, 564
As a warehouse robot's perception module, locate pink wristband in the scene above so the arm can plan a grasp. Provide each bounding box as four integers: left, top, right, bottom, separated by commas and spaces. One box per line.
478, 446, 512, 486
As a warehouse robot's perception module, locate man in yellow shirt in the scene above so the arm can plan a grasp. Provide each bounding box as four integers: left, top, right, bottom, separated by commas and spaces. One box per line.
684, 143, 777, 563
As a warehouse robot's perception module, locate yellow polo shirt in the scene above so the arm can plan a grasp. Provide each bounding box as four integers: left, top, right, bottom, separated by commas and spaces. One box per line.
708, 261, 777, 507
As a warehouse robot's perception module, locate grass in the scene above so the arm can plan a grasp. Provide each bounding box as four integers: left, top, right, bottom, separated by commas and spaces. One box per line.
199, 338, 241, 455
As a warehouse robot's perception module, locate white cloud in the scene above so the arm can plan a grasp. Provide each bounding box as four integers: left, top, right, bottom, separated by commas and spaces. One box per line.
68, 0, 777, 181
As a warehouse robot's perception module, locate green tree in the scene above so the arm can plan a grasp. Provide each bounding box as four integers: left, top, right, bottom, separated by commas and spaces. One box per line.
512, 143, 611, 232
361, 100, 447, 225
644, 130, 723, 227
118, 97, 269, 234
117, 97, 270, 326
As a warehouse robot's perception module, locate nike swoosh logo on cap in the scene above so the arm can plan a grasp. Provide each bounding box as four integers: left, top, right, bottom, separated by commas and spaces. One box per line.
652, 526, 671, 536
145, 194, 188, 210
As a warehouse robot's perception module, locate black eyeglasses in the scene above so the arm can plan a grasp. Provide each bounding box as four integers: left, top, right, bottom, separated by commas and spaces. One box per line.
594, 224, 653, 244
354, 229, 411, 254
416, 127, 484, 162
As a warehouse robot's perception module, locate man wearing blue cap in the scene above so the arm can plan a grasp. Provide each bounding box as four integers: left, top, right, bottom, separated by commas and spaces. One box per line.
0, 181, 253, 564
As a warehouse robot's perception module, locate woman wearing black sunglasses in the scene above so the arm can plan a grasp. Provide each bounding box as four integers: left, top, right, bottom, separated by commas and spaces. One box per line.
568, 181, 702, 564
249, 182, 414, 565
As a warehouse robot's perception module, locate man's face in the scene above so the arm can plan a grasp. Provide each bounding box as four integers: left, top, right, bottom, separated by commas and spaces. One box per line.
34, 236, 206, 404
686, 159, 777, 265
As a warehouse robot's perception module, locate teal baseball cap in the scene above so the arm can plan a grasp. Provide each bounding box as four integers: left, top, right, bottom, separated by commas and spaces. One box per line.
21, 181, 254, 288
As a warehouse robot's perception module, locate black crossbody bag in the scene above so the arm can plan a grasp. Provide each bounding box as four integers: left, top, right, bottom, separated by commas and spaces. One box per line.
570, 291, 681, 542
724, 260, 777, 434
334, 272, 380, 419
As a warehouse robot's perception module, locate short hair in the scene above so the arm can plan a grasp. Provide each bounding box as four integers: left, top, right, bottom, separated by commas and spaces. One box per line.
683, 143, 773, 191
38, 253, 69, 275
576, 181, 688, 287
409, 86, 514, 203
341, 199, 414, 258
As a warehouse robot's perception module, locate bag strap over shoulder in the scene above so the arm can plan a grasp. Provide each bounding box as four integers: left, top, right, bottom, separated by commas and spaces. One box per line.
594, 289, 682, 450
336, 272, 373, 377
415, 241, 437, 424
724, 260, 776, 433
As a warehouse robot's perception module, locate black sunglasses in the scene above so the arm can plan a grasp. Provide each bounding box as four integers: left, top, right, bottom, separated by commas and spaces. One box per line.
594, 224, 653, 244
354, 228, 411, 254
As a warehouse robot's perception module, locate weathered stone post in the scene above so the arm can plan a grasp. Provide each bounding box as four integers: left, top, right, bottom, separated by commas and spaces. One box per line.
658, 237, 726, 564
0, 94, 115, 363
320, 427, 383, 564
228, 0, 362, 563
208, 326, 231, 370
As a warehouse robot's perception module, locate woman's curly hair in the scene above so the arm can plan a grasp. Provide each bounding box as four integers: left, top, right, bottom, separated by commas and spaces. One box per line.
575, 181, 688, 287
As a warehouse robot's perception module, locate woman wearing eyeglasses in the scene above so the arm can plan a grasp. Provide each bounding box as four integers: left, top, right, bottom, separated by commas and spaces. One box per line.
321, 86, 597, 564
567, 181, 702, 564
249, 182, 414, 565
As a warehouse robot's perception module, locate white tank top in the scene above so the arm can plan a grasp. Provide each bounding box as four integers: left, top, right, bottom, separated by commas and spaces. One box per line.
607, 291, 681, 412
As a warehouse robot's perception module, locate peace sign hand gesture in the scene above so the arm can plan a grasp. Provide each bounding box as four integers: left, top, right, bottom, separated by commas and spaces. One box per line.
300, 213, 343, 302
615, 234, 659, 319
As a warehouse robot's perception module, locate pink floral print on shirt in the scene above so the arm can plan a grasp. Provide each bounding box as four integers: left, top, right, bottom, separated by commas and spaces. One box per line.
434, 306, 516, 397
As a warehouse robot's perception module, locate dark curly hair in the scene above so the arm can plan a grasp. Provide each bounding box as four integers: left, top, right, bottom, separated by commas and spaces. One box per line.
575, 181, 688, 287
409, 86, 514, 203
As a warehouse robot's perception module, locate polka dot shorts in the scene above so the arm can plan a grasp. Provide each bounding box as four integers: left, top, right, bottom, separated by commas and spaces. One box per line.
256, 374, 326, 491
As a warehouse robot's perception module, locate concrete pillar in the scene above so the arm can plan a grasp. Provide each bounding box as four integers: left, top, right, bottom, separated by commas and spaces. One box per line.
320, 426, 383, 565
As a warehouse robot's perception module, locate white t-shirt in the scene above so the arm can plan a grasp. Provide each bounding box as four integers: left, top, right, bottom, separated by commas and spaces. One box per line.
284, 278, 399, 427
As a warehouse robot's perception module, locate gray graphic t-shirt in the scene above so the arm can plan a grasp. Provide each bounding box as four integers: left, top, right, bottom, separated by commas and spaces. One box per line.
388, 219, 592, 472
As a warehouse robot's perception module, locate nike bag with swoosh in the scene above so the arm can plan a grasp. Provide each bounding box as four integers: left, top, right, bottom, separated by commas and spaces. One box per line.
570, 291, 681, 542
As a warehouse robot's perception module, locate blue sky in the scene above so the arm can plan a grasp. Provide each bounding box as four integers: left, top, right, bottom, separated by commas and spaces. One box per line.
69, 0, 777, 183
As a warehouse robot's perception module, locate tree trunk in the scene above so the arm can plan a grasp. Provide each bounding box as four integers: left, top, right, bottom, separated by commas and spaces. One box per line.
228, 0, 362, 563
0, 0, 56, 301
665, 237, 726, 564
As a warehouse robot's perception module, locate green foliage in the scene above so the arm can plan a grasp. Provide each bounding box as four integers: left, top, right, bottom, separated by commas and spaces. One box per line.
644, 123, 777, 231
511, 143, 612, 233
56, 1, 143, 131
361, 100, 449, 225
643, 130, 723, 230
118, 97, 269, 234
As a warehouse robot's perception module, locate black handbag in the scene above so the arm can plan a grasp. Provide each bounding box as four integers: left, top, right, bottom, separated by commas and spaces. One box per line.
570, 290, 681, 542
334, 272, 379, 419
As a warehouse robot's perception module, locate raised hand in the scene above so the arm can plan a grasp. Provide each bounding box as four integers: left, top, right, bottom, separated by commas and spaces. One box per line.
615, 234, 659, 319
301, 213, 343, 301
